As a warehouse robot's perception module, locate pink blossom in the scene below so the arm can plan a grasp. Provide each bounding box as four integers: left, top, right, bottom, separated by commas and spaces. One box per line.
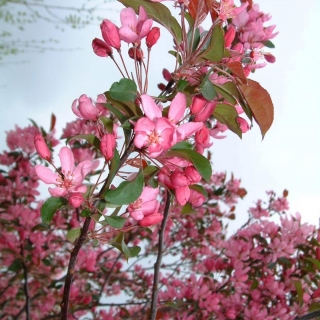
35, 146, 93, 197
139, 213, 163, 227
68, 193, 85, 208
100, 133, 116, 161
146, 27, 160, 48
92, 38, 113, 57
128, 186, 160, 221
72, 94, 106, 121
119, 7, 153, 44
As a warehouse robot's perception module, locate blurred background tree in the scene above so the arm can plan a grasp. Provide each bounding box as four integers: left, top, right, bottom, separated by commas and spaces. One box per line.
0, 0, 115, 61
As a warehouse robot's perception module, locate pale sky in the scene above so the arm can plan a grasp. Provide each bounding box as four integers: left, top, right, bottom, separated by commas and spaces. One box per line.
1, 0, 319, 229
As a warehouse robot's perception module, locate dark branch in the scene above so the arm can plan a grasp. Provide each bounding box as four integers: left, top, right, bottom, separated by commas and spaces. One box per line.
149, 191, 171, 320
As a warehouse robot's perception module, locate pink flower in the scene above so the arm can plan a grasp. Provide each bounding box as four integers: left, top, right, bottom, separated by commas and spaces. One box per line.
72, 94, 106, 121
128, 186, 160, 221
34, 133, 51, 161
119, 7, 153, 43
139, 213, 163, 227
68, 193, 85, 208
35, 146, 93, 197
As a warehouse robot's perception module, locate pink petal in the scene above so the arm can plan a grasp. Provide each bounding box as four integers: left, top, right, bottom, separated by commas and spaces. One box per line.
130, 209, 144, 221
49, 187, 68, 197
35, 165, 58, 184
137, 20, 153, 40
140, 186, 159, 201
141, 94, 161, 120
71, 99, 82, 118
148, 144, 163, 158
134, 117, 154, 133
134, 132, 149, 149
176, 122, 203, 141
119, 27, 139, 43
120, 8, 137, 27
155, 117, 174, 133
139, 213, 163, 227
137, 6, 148, 22
59, 147, 75, 174
73, 185, 87, 193
73, 160, 93, 185
168, 92, 186, 123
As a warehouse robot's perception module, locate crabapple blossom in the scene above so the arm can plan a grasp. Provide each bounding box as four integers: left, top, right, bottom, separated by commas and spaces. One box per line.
100, 133, 116, 161
100, 19, 121, 50
34, 133, 51, 161
35, 146, 93, 197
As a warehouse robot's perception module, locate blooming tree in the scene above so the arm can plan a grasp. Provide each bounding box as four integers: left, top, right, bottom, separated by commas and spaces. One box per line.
1, 0, 320, 320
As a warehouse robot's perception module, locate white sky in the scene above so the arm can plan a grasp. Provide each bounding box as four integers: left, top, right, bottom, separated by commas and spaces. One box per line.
1, 0, 319, 229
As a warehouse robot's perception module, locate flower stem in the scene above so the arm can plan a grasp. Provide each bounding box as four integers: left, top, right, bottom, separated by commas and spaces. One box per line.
149, 191, 171, 320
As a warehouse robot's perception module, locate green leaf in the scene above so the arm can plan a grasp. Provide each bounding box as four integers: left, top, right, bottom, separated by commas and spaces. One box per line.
180, 202, 198, 215
305, 257, 320, 270
166, 149, 212, 182
110, 232, 141, 261
66, 228, 81, 242
109, 78, 137, 102
80, 209, 91, 217
171, 141, 193, 150
98, 116, 114, 133
118, 0, 182, 43
200, 77, 217, 101
199, 25, 225, 62
104, 170, 144, 205
177, 79, 189, 92
104, 149, 120, 191
250, 278, 259, 291
41, 197, 68, 225
292, 279, 303, 306
213, 103, 242, 138
105, 216, 126, 229
263, 40, 275, 48
9, 259, 22, 272
66, 134, 100, 149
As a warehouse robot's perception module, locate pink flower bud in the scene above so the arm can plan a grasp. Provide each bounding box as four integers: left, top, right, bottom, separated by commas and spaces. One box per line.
264, 53, 276, 63
69, 193, 84, 208
146, 27, 160, 48
100, 133, 116, 161
34, 133, 51, 161
175, 186, 190, 206
237, 117, 250, 133
194, 101, 215, 122
100, 19, 121, 50
162, 68, 172, 82
224, 25, 236, 48
139, 213, 163, 227
184, 166, 201, 184
170, 171, 189, 188
128, 47, 144, 61
195, 125, 210, 145
92, 38, 113, 57
72, 94, 99, 121
190, 95, 207, 115
189, 189, 206, 207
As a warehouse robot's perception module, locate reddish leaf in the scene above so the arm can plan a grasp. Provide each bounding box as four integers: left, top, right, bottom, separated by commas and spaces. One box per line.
283, 189, 289, 197
188, 0, 209, 27
239, 79, 274, 139
50, 113, 56, 132
205, 0, 218, 21
227, 61, 248, 84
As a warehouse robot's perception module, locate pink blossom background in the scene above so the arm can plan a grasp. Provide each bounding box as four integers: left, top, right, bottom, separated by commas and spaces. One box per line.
0, 0, 319, 230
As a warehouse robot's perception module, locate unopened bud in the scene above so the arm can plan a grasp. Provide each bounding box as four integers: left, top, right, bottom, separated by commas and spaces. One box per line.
264, 53, 276, 63
34, 133, 51, 161
224, 25, 236, 48
128, 47, 144, 61
146, 27, 160, 48
92, 38, 113, 57
139, 213, 163, 227
69, 193, 84, 208
162, 68, 172, 82
100, 133, 116, 161
100, 19, 121, 50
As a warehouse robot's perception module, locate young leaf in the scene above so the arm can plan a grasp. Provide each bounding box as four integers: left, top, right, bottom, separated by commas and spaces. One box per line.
213, 103, 242, 138
292, 279, 303, 307
66, 228, 81, 242
118, 0, 182, 43
239, 79, 274, 139
109, 78, 137, 102
226, 61, 248, 84
180, 202, 198, 215
166, 149, 212, 182
50, 113, 56, 131
110, 232, 141, 261
104, 149, 120, 191
188, 0, 209, 28
41, 197, 68, 225
104, 170, 144, 205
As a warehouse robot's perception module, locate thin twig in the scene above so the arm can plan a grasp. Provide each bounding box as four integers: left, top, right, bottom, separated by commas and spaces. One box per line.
60, 217, 92, 320
149, 191, 171, 320
294, 311, 320, 320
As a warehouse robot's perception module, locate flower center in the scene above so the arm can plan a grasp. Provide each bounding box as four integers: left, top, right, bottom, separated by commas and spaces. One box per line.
56, 171, 74, 190
131, 198, 143, 210
148, 129, 160, 144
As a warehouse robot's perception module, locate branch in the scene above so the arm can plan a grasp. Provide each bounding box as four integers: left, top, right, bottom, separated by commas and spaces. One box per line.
149, 191, 171, 320
60, 217, 92, 320
294, 311, 320, 320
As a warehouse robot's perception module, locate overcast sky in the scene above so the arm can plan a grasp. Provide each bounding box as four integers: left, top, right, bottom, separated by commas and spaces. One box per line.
1, 0, 319, 230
